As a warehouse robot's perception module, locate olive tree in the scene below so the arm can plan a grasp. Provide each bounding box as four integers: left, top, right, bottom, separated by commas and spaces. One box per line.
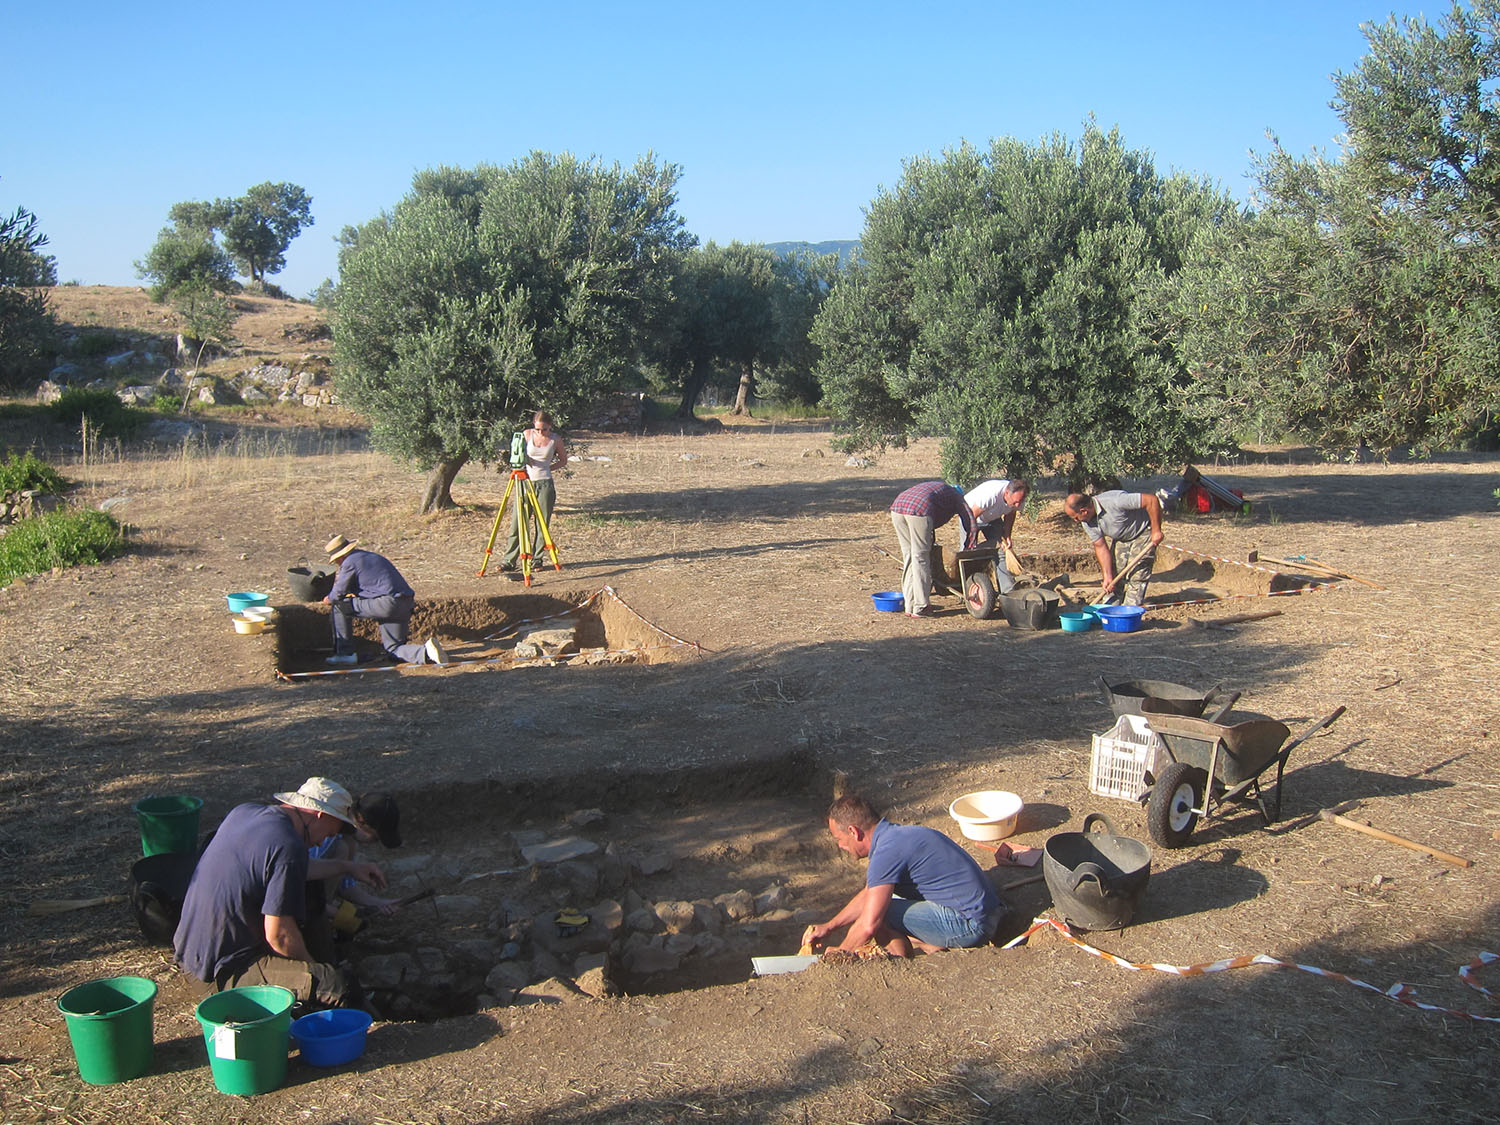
813, 124, 1233, 487
335, 153, 691, 511
1170, 2, 1500, 454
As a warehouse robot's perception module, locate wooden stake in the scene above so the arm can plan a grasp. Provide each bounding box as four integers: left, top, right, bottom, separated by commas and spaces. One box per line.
1319, 810, 1473, 867
1187, 610, 1284, 628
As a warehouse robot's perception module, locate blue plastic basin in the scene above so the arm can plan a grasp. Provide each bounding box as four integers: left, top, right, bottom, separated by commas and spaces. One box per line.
1096, 605, 1146, 633
872, 592, 905, 612
225, 592, 270, 613
1058, 611, 1096, 633
290, 1009, 372, 1067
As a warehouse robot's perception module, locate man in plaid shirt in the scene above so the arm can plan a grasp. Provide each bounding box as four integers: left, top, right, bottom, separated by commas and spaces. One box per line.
888, 482, 977, 617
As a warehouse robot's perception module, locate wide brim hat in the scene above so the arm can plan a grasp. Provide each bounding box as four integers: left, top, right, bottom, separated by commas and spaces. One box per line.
325, 534, 358, 562
274, 776, 356, 826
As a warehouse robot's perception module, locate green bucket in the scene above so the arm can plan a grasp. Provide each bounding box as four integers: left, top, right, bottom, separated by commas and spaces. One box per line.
56, 975, 157, 1085
194, 985, 295, 1096
132, 795, 203, 856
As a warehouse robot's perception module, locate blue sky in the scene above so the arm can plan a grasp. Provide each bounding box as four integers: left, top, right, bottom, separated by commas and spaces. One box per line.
7, 1, 1413, 298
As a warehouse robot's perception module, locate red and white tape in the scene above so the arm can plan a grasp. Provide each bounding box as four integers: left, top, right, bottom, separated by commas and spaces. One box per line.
1005, 917, 1500, 1025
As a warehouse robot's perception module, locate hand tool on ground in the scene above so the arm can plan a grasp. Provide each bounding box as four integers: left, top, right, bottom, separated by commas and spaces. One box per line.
1271, 798, 1361, 835
1319, 810, 1473, 867
1187, 610, 1284, 629
1279, 556, 1385, 590
28, 894, 126, 917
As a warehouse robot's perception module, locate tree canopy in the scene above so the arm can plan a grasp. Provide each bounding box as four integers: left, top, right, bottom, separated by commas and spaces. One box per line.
1170, 1, 1500, 454
137, 182, 312, 294
218, 182, 313, 283
334, 153, 692, 511
813, 124, 1234, 487
0, 200, 57, 389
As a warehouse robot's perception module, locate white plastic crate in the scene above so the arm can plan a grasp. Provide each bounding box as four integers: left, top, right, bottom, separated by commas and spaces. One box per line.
1089, 713, 1165, 801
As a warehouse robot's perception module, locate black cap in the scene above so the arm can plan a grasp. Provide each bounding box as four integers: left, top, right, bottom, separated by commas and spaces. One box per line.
354, 793, 401, 848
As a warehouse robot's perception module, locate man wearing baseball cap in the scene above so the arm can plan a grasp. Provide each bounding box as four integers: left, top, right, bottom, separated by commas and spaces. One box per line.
322, 534, 449, 667
174, 778, 387, 1007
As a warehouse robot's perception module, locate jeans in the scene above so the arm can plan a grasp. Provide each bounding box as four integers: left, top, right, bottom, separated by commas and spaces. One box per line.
886, 897, 1006, 949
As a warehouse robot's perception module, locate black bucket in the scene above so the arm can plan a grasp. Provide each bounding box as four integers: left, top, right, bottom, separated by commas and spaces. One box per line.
998, 588, 1061, 629
1098, 676, 1219, 720
1043, 813, 1152, 931
287, 564, 337, 602
129, 852, 198, 945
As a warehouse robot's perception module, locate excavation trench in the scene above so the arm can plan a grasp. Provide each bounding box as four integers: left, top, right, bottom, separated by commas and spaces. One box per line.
271, 588, 699, 678
330, 751, 844, 1021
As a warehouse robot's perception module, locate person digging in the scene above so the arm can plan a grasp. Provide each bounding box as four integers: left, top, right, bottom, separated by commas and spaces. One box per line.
304, 792, 404, 962
803, 793, 1006, 958
322, 535, 449, 666
173, 777, 384, 1009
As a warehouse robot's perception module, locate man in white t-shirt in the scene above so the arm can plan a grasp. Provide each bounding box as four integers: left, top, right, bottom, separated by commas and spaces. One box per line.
963, 478, 1029, 593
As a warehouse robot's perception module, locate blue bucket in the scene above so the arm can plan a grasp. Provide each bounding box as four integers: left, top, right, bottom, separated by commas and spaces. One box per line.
872, 592, 904, 612
225, 592, 269, 613
291, 1008, 373, 1067
1096, 605, 1146, 633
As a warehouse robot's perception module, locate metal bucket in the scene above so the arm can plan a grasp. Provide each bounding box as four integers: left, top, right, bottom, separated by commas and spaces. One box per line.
1043, 813, 1152, 931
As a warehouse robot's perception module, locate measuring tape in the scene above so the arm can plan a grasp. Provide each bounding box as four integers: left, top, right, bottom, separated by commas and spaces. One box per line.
1005, 916, 1500, 1024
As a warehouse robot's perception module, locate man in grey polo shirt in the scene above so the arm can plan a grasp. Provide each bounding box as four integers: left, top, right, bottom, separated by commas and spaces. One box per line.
1064, 490, 1165, 606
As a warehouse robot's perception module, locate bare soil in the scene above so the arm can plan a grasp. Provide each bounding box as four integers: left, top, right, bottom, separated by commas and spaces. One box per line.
2, 380, 1499, 1121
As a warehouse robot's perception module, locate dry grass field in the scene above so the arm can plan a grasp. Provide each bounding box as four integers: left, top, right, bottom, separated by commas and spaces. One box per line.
1, 294, 1498, 1122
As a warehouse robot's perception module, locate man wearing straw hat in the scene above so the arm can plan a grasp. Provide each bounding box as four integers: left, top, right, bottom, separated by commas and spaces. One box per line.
322, 534, 449, 666
174, 778, 385, 1007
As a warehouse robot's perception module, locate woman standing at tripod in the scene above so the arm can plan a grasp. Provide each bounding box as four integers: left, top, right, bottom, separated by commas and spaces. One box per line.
500, 410, 569, 572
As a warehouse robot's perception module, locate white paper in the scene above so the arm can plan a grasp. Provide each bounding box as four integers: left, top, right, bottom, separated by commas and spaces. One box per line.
212, 1025, 239, 1059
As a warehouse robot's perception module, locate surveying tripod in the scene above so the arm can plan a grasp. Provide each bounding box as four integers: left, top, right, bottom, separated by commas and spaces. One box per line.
478, 466, 563, 583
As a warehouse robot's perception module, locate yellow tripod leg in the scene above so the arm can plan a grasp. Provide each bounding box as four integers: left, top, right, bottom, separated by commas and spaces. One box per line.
516, 477, 535, 584
529, 484, 563, 571
477, 473, 517, 576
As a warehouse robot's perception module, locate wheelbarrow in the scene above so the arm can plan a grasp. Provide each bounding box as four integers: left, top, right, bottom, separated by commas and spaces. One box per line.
955, 547, 1003, 619
1140, 704, 1347, 847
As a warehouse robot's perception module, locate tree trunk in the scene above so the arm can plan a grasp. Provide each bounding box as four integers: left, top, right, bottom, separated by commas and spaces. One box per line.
730, 360, 754, 417
675, 357, 712, 419
419, 455, 469, 513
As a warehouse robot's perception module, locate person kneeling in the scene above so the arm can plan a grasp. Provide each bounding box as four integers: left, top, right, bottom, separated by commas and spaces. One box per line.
804, 793, 1006, 957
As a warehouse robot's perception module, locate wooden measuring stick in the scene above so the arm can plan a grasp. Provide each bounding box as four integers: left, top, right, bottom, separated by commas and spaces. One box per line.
1319, 810, 1473, 867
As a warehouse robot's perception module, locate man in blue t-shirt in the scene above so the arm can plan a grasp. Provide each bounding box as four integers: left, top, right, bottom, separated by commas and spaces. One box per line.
804, 794, 1006, 956
173, 777, 387, 1006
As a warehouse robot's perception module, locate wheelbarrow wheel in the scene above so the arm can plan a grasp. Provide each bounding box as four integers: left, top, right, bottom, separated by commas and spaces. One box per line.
1148, 761, 1207, 848
965, 571, 996, 619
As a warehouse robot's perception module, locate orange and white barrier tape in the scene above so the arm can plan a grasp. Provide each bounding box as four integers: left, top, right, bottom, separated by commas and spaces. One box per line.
1004, 916, 1500, 1025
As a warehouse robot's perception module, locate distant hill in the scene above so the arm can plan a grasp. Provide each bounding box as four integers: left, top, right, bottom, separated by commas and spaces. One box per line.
766, 240, 861, 267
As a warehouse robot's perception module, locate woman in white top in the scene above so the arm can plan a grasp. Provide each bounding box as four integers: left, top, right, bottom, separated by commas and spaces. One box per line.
501, 410, 569, 571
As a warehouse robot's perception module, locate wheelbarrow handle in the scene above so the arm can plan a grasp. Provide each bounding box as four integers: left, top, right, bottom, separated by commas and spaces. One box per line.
1277, 706, 1348, 764
1205, 690, 1241, 724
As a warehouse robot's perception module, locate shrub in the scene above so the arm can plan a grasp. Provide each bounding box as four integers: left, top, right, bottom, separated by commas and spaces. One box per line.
0, 451, 66, 494
72, 331, 122, 357
48, 387, 145, 439
0, 507, 123, 585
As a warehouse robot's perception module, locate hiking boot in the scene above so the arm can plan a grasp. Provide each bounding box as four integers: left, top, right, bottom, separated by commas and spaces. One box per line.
325, 653, 358, 666
425, 638, 450, 666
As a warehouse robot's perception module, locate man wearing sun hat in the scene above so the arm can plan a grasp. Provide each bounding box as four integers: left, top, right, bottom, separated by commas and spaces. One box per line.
173, 777, 387, 1006
322, 534, 449, 667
